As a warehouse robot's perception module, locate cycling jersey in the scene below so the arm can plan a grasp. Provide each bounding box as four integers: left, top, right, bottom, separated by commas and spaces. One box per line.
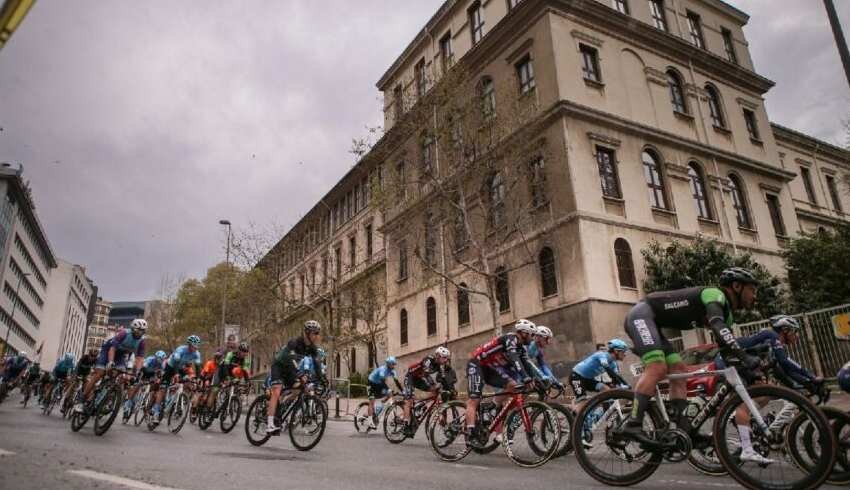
573, 351, 623, 381
270, 337, 320, 387
167, 345, 201, 371
200, 360, 217, 379
716, 329, 815, 385
5, 356, 28, 377
368, 365, 397, 384
104, 328, 146, 356
53, 358, 75, 377
75, 354, 96, 377
219, 351, 250, 381
141, 356, 164, 374
526, 340, 555, 381
471, 333, 532, 377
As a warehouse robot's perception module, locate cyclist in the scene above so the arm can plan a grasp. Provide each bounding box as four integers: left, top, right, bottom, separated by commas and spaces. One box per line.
570, 339, 630, 408
42, 353, 75, 407
37, 367, 52, 404
124, 350, 166, 418
150, 336, 201, 423
77, 319, 147, 414
527, 326, 564, 389
21, 360, 41, 403
619, 267, 761, 446
367, 356, 402, 429
207, 342, 251, 412
3, 351, 29, 385
266, 320, 322, 434
465, 319, 537, 443
196, 349, 223, 414
401, 346, 451, 436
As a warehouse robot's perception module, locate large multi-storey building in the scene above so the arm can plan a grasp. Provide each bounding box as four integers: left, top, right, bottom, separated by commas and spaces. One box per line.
261, 0, 849, 380
39, 259, 94, 369
85, 297, 113, 352
0, 165, 57, 356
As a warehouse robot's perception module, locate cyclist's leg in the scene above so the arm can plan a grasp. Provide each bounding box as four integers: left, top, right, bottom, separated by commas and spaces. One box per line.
465, 360, 484, 430
266, 360, 289, 432
401, 373, 416, 423
623, 302, 671, 433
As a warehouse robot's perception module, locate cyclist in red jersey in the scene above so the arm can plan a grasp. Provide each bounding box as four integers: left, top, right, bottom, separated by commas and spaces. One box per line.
465, 319, 537, 441
401, 346, 451, 436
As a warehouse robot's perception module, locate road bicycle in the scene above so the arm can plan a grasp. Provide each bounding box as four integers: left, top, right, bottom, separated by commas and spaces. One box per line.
198, 378, 247, 433
41, 380, 65, 416
353, 392, 397, 435
244, 382, 327, 451
383, 390, 453, 444
70, 368, 129, 436
145, 377, 192, 434
429, 384, 560, 468
122, 379, 153, 425
531, 382, 575, 458
571, 354, 835, 490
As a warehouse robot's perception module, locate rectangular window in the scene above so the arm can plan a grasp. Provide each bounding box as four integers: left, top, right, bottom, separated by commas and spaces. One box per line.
349, 236, 356, 272
800, 167, 817, 204
826, 175, 843, 212
322, 255, 329, 287
469, 2, 484, 45
300, 273, 305, 302
335, 247, 342, 278
766, 193, 786, 236
393, 84, 403, 120
743, 108, 761, 141
516, 56, 535, 94
649, 0, 667, 31
596, 146, 622, 199
722, 28, 738, 64
613, 0, 629, 14
580, 44, 601, 82
396, 161, 407, 200
415, 58, 427, 99
424, 211, 437, 266
365, 224, 373, 260
421, 134, 434, 176
398, 241, 408, 280
529, 157, 548, 208
687, 11, 705, 49
439, 31, 453, 72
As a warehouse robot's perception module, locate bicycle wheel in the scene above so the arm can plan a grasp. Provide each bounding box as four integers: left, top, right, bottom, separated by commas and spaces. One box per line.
571, 389, 664, 486
832, 413, 850, 477
383, 403, 407, 444
544, 402, 574, 458
288, 395, 327, 451
686, 395, 726, 477
714, 384, 834, 490
788, 406, 850, 485
428, 400, 471, 462
167, 393, 190, 434
22, 386, 30, 407
245, 395, 271, 447
353, 402, 373, 434
94, 386, 123, 436
502, 400, 559, 468
134, 393, 149, 426
220, 396, 241, 433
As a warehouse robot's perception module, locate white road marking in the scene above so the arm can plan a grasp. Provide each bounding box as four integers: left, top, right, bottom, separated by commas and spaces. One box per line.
68, 470, 185, 490
658, 480, 738, 488
0, 449, 15, 456
452, 463, 490, 471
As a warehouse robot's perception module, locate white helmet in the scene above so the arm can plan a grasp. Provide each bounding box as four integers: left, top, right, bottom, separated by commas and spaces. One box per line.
535, 325, 553, 339
130, 319, 148, 331
19, 351, 28, 359
514, 318, 536, 334
435, 346, 451, 358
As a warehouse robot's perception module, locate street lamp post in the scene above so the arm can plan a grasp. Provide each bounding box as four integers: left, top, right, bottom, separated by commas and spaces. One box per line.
2, 272, 30, 357
219, 219, 232, 347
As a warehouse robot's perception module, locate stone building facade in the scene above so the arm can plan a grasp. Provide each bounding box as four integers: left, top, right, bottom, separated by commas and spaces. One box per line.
85, 297, 113, 352
39, 259, 94, 369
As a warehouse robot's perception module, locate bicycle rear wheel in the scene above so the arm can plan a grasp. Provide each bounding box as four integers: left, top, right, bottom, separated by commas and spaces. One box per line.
714, 384, 834, 490
503, 400, 559, 468
94, 386, 123, 436
544, 402, 574, 458
288, 395, 327, 451
245, 395, 271, 447
167, 393, 189, 434
134, 393, 149, 426
383, 403, 407, 444
428, 400, 471, 462
220, 396, 241, 433
353, 402, 372, 434
787, 405, 850, 485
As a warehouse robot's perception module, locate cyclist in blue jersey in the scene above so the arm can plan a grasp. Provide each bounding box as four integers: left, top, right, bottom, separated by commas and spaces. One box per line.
77, 319, 147, 413
367, 357, 402, 430
839, 362, 850, 394
570, 339, 629, 408
41, 353, 75, 407
123, 350, 167, 418
526, 326, 563, 389
4, 351, 30, 383
150, 336, 201, 423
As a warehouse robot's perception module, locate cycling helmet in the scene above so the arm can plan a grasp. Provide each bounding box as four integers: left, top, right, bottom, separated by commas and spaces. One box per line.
535, 326, 553, 339
435, 346, 451, 358
130, 319, 148, 331
63, 352, 75, 363
514, 318, 537, 334
155, 350, 167, 360
238, 341, 249, 352
19, 351, 28, 359
607, 338, 629, 352
385, 356, 397, 366
719, 267, 759, 287
839, 364, 850, 394
304, 320, 321, 334
770, 315, 801, 332
187, 335, 201, 346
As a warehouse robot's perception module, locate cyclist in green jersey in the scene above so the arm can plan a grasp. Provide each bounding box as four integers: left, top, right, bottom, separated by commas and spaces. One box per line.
619, 267, 761, 444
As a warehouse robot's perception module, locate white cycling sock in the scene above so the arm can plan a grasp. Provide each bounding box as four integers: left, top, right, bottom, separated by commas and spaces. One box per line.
737, 424, 752, 451
268, 416, 276, 428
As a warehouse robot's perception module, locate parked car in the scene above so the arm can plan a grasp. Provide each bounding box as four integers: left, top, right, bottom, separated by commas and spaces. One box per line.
681, 343, 720, 396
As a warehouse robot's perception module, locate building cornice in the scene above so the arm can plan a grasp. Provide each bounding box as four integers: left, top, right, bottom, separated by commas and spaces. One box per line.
795, 207, 849, 227
772, 123, 850, 169
0, 166, 57, 269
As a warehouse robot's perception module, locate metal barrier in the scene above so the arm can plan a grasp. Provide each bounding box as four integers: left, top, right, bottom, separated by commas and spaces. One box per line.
735, 303, 850, 378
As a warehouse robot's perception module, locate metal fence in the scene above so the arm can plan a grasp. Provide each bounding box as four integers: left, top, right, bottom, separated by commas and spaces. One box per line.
734, 303, 850, 378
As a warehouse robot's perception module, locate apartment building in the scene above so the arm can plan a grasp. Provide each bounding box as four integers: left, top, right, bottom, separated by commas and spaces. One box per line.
261, 0, 849, 380
85, 297, 113, 352
39, 259, 94, 369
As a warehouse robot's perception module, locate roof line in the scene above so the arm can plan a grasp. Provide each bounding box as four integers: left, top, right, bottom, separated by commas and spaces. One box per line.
0, 166, 57, 268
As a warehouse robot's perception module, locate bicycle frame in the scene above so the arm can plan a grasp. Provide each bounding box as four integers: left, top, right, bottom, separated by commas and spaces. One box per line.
483, 391, 530, 435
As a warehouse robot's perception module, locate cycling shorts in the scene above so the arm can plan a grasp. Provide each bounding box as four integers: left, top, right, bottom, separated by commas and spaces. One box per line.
568, 372, 602, 401
368, 382, 390, 400
466, 359, 522, 399
269, 359, 297, 388
402, 372, 433, 400
624, 301, 682, 366
95, 344, 131, 369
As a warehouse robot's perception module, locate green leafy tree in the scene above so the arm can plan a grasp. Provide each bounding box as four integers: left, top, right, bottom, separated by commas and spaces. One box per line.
784, 224, 850, 311
641, 237, 786, 321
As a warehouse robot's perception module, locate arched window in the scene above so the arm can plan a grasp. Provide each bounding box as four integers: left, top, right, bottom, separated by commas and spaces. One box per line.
642, 149, 667, 209
335, 353, 341, 377
538, 247, 558, 297
667, 69, 687, 114
727, 173, 751, 229
614, 238, 637, 288
495, 266, 510, 312
426, 297, 437, 336
400, 308, 408, 346
457, 283, 470, 326
688, 162, 712, 219
350, 347, 357, 374
488, 172, 505, 228
705, 84, 726, 128
481, 77, 496, 118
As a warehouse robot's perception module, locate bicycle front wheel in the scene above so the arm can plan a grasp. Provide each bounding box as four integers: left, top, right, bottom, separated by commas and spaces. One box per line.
714, 384, 835, 490
503, 400, 559, 468
545, 402, 575, 458
93, 386, 123, 436
245, 395, 271, 447
220, 396, 241, 433
288, 395, 327, 451
353, 402, 372, 434
167, 393, 189, 434
428, 400, 471, 462
383, 403, 407, 444
134, 393, 149, 426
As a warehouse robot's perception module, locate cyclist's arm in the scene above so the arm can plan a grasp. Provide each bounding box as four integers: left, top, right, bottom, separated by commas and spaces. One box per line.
704, 301, 741, 350
504, 338, 531, 381
773, 344, 816, 383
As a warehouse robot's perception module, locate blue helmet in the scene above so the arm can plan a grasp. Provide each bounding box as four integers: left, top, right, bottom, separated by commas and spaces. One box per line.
155, 350, 167, 360
187, 335, 201, 346
607, 339, 629, 352
63, 352, 75, 363
316, 348, 326, 360
385, 356, 397, 366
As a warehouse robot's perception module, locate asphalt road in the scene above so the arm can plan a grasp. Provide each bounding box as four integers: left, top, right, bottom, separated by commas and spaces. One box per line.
0, 392, 841, 490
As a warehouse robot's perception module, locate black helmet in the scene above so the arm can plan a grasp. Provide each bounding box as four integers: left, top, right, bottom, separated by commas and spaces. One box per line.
238, 341, 249, 352
719, 267, 759, 287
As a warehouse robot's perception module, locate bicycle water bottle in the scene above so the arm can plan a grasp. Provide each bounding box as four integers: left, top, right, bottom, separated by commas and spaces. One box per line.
768, 401, 797, 432
375, 401, 383, 417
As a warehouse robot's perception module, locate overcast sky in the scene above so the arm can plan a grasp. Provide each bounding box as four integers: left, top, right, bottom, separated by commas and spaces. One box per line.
0, 1, 847, 301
